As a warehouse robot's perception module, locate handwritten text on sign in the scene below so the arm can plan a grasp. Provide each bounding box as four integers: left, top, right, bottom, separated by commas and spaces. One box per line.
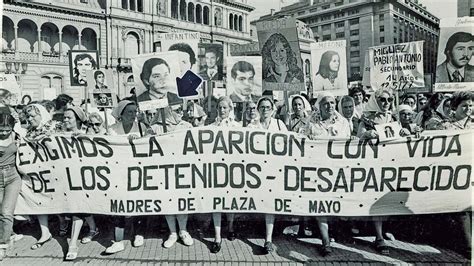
16, 128, 472, 216
369, 41, 425, 91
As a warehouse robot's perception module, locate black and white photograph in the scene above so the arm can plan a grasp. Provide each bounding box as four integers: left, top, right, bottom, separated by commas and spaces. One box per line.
0, 0, 472, 265
198, 43, 224, 81
435, 17, 474, 91
68, 50, 99, 86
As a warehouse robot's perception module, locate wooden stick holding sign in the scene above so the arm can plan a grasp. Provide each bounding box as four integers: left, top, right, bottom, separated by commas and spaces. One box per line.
284, 90, 292, 130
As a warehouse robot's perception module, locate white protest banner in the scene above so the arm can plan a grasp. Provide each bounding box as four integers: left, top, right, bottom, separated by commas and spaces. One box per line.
157, 32, 201, 77
368, 41, 424, 92
16, 128, 472, 217
434, 17, 474, 92
362, 50, 371, 87
310, 40, 348, 97
257, 17, 305, 91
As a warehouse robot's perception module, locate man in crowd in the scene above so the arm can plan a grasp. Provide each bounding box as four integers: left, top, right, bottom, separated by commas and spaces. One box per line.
436, 31, 474, 83
138, 57, 182, 106
199, 46, 223, 81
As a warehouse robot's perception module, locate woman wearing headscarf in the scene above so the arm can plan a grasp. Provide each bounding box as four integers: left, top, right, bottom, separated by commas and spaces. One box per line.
86, 112, 107, 135
186, 102, 207, 127
24, 104, 59, 250
288, 95, 312, 134
208, 96, 240, 253
245, 97, 287, 254
149, 106, 194, 249
424, 97, 454, 130
412, 92, 445, 129
306, 92, 351, 256
338, 95, 360, 136
0, 108, 21, 260
105, 100, 149, 254
58, 106, 98, 260
357, 89, 397, 255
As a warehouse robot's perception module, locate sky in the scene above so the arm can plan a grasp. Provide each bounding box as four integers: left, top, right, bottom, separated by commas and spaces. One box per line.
248, 0, 458, 22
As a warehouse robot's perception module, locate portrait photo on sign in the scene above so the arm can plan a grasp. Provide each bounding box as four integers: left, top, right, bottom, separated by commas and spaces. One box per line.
131, 51, 182, 109
310, 40, 348, 96
198, 43, 224, 81
226, 56, 262, 103
86, 69, 114, 94
90, 92, 117, 108
69, 50, 99, 86
260, 31, 304, 87
435, 20, 474, 87
157, 32, 200, 77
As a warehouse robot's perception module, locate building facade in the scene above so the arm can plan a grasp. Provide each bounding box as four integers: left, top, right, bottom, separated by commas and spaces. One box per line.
458, 0, 474, 17
255, 0, 440, 81
1, 0, 254, 101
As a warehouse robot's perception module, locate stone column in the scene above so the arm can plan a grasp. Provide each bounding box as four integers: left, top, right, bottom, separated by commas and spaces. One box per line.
58, 31, 63, 61
78, 33, 82, 49
14, 25, 18, 55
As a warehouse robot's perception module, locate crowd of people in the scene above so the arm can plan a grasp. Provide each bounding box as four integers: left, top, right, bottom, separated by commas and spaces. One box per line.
0, 85, 472, 261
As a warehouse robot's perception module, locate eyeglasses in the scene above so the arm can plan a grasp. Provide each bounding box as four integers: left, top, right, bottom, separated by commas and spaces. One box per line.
90, 123, 102, 127
378, 97, 394, 103
246, 107, 257, 111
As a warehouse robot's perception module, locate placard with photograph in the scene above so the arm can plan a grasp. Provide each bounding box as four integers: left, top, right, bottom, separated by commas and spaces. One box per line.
90, 92, 118, 108
131, 52, 182, 110
434, 17, 474, 92
156, 32, 201, 77
257, 17, 305, 91
198, 43, 224, 81
226, 56, 263, 103
68, 50, 99, 86
310, 40, 348, 96
86, 69, 115, 94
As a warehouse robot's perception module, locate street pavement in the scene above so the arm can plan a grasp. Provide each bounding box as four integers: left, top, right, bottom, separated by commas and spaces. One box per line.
3, 215, 472, 265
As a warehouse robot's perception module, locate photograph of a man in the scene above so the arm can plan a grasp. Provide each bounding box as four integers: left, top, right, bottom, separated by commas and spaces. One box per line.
199, 45, 223, 81
436, 32, 474, 83
94, 71, 108, 91
137, 57, 182, 105
69, 51, 98, 86
228, 61, 261, 103
168, 43, 197, 76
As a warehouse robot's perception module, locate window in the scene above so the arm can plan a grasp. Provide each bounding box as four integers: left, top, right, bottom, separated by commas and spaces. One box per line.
322, 5, 330, 10
350, 40, 359, 46
394, 27, 397, 33
80, 0, 88, 3
336, 32, 345, 38
298, 11, 305, 15
379, 25, 384, 32
348, 9, 359, 15
323, 34, 331, 41
470, 8, 474, 16
322, 24, 331, 31
334, 12, 345, 18
351, 66, 360, 74
350, 29, 359, 36
380, 37, 385, 43
349, 18, 359, 25
394, 37, 398, 43
350, 51, 360, 57
379, 14, 384, 20
321, 15, 331, 21
310, 8, 318, 12
336, 22, 345, 28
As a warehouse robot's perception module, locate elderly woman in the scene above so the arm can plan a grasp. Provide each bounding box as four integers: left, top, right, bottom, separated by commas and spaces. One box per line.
357, 89, 397, 255
262, 33, 304, 83
0, 108, 21, 260
24, 104, 59, 250
60, 106, 99, 260
398, 105, 422, 136
413, 92, 445, 129
338, 95, 360, 136
186, 102, 207, 127
242, 101, 259, 127
306, 92, 351, 256
148, 106, 194, 249
86, 112, 107, 135
245, 97, 287, 254
105, 100, 149, 254
208, 96, 240, 253
289, 95, 312, 134
424, 96, 455, 130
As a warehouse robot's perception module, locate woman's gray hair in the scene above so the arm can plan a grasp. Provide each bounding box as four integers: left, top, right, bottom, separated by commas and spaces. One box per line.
217, 96, 234, 110
88, 112, 103, 124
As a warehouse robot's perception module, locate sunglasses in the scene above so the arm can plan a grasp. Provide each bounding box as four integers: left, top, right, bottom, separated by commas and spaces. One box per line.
378, 97, 394, 103
90, 123, 102, 127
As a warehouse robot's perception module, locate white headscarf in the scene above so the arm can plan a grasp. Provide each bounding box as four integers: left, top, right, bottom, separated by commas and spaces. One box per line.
289, 94, 311, 115
363, 89, 394, 115
311, 91, 345, 122
29, 103, 52, 128
435, 98, 451, 119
